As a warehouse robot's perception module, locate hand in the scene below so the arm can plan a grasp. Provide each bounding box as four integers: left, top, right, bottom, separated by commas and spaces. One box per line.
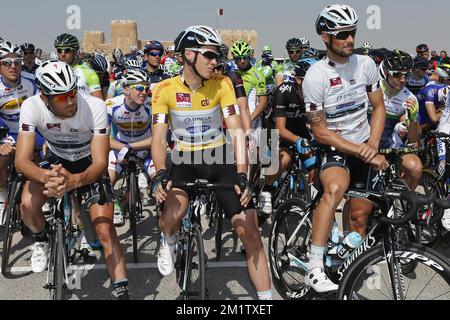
437, 160, 446, 179
295, 138, 310, 154
234, 173, 253, 207
153, 169, 171, 204
0, 142, 15, 157
117, 145, 131, 163
369, 154, 389, 171
43, 164, 70, 198
405, 97, 419, 122
358, 143, 378, 163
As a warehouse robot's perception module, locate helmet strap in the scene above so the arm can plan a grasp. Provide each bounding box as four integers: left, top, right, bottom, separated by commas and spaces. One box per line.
184, 51, 208, 82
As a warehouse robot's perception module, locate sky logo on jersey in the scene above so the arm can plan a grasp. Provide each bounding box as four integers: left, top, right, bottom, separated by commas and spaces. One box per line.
176, 93, 192, 108
330, 77, 342, 87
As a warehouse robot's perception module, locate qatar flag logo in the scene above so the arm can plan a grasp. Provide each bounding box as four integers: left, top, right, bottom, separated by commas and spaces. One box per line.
330, 77, 342, 87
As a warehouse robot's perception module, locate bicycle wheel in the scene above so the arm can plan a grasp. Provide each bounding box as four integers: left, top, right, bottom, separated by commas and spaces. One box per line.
414, 169, 444, 248
53, 222, 65, 300
1, 186, 18, 276
129, 172, 139, 263
214, 201, 223, 261
337, 243, 450, 300
269, 198, 313, 300
183, 226, 206, 300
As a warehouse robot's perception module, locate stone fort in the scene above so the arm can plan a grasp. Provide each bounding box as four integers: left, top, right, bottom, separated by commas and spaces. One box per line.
82, 20, 257, 58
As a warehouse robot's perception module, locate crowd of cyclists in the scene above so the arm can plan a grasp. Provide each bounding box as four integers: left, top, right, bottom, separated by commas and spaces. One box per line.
0, 3, 449, 300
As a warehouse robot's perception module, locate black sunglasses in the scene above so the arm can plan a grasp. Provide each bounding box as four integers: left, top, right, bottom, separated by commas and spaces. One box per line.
146, 51, 163, 57
57, 48, 73, 54
289, 50, 302, 54
333, 29, 357, 40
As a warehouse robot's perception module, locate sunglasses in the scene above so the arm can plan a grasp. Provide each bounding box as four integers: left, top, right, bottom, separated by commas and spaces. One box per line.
188, 48, 220, 60
289, 50, 302, 54
234, 55, 249, 62
49, 88, 78, 103
23, 51, 35, 55
57, 48, 73, 54
146, 51, 163, 57
388, 70, 409, 79
129, 84, 150, 92
0, 58, 23, 67
331, 29, 357, 40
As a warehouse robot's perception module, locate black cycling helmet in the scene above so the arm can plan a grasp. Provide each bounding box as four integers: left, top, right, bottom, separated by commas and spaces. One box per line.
294, 58, 317, 78
285, 38, 303, 51
90, 54, 108, 73
54, 33, 79, 50
368, 49, 385, 66
416, 43, 429, 54
21, 43, 35, 52
380, 49, 413, 80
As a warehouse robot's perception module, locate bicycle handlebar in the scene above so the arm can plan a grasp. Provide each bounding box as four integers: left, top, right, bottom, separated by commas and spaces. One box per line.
379, 190, 450, 226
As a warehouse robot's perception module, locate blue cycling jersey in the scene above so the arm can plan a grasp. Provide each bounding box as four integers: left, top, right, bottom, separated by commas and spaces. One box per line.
417, 84, 445, 126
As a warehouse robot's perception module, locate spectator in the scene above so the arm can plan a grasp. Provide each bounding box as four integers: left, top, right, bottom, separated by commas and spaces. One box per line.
430, 50, 440, 62
440, 50, 450, 64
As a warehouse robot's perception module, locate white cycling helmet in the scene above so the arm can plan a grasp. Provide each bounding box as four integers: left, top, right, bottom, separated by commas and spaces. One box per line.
362, 41, 373, 50
0, 41, 24, 59
124, 57, 143, 70
438, 86, 450, 104
121, 68, 148, 86
35, 60, 78, 95
299, 37, 310, 48
316, 4, 359, 35
174, 25, 222, 52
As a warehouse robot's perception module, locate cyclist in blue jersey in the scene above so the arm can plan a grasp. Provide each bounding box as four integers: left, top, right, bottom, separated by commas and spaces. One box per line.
407, 56, 430, 96
417, 82, 448, 133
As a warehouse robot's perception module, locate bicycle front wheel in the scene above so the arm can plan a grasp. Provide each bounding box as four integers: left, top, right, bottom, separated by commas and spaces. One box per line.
269, 198, 312, 300
183, 226, 206, 300
1, 188, 18, 276
53, 222, 66, 300
129, 172, 139, 263
337, 243, 450, 300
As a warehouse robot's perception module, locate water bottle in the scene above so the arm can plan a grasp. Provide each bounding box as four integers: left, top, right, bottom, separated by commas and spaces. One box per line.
63, 197, 71, 225
337, 232, 362, 259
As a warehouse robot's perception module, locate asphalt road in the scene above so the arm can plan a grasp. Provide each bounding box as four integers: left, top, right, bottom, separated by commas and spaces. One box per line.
0, 189, 449, 301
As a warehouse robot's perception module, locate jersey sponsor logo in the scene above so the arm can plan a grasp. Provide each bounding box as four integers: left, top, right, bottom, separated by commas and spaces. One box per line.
330, 77, 342, 87
176, 93, 192, 108
186, 125, 211, 134
201, 99, 210, 106
1, 96, 27, 110
184, 116, 212, 124
117, 121, 150, 131
350, 79, 357, 85
106, 100, 114, 107
70, 128, 79, 133
337, 91, 358, 102
279, 84, 292, 94
46, 123, 61, 130
332, 155, 343, 162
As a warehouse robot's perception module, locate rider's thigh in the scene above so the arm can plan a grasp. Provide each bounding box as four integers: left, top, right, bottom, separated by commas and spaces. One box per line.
162, 188, 189, 220
20, 181, 47, 214
401, 153, 423, 173
320, 166, 350, 201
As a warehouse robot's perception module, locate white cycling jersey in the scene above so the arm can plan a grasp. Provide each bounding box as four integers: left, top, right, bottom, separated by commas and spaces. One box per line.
0, 76, 36, 134
303, 54, 380, 143
19, 94, 109, 161
106, 95, 152, 143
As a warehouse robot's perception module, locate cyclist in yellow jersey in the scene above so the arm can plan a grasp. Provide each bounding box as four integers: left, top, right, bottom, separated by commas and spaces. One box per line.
151, 25, 272, 300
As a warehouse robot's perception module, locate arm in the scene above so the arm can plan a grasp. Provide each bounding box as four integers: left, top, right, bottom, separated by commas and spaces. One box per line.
366, 89, 386, 149
224, 115, 247, 175
251, 95, 268, 122
15, 132, 49, 184
306, 110, 362, 157
151, 124, 168, 172
63, 135, 110, 191
275, 117, 300, 144
425, 102, 443, 124
237, 97, 251, 132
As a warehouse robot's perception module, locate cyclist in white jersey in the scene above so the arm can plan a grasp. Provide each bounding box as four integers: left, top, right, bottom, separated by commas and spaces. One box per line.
437, 91, 450, 230
54, 33, 103, 100
303, 4, 388, 293
107, 69, 154, 225
16, 61, 129, 299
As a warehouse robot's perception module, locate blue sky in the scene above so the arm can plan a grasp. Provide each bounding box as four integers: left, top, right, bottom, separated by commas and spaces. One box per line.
1, 0, 447, 57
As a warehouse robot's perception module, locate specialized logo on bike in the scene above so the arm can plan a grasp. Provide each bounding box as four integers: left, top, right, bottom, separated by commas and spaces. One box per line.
176, 93, 192, 108
337, 232, 377, 280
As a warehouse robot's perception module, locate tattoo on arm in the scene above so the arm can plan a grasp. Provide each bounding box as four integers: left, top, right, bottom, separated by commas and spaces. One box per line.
306, 110, 326, 126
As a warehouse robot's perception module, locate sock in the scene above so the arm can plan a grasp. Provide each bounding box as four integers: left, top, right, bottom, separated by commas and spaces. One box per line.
165, 233, 177, 257
257, 290, 272, 300
33, 229, 49, 243
114, 200, 121, 212
113, 279, 129, 300
308, 244, 325, 271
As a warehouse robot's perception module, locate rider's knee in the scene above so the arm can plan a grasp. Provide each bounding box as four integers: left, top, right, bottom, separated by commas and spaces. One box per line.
96, 223, 115, 243
322, 182, 346, 206
403, 157, 422, 175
